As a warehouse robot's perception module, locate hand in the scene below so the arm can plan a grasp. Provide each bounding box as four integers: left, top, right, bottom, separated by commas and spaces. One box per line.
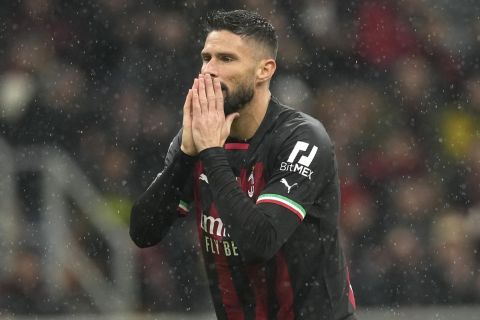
180, 82, 198, 156
191, 74, 239, 152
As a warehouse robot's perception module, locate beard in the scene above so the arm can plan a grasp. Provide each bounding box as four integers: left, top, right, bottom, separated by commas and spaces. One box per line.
221, 81, 254, 115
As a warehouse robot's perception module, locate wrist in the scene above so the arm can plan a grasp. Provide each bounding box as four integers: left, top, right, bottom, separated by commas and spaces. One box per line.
195, 142, 222, 154
180, 144, 198, 156
199, 147, 229, 173
199, 146, 224, 156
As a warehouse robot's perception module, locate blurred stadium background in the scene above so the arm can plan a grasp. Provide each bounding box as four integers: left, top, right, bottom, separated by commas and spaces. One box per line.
1, 0, 480, 319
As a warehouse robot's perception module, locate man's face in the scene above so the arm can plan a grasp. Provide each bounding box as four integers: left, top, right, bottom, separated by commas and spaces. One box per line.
200, 30, 258, 115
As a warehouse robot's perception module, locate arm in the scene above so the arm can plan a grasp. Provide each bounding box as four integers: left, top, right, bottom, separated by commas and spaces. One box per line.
130, 83, 198, 248
200, 123, 336, 263
201, 147, 293, 262
129, 133, 196, 248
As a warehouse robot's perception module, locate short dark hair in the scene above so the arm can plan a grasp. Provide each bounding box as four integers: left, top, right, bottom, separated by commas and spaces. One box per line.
205, 10, 278, 58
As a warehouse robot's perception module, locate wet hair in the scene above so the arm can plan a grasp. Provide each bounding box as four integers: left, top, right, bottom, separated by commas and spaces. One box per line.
205, 10, 278, 59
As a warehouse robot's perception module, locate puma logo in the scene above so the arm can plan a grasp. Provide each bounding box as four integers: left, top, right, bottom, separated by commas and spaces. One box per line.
199, 173, 209, 184
280, 178, 298, 193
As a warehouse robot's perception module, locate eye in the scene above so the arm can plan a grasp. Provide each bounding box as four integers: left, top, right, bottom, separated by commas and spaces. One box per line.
201, 54, 211, 62
220, 55, 233, 62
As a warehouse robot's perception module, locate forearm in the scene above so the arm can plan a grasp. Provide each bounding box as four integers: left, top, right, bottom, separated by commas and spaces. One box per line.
200, 147, 290, 262
129, 150, 196, 247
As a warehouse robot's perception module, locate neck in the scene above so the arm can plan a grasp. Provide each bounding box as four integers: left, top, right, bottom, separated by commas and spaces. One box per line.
230, 88, 271, 141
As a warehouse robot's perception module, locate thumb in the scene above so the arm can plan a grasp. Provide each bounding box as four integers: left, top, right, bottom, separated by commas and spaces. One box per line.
225, 113, 240, 130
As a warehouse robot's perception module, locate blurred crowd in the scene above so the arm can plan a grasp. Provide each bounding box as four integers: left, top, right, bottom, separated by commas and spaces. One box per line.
1, 0, 480, 315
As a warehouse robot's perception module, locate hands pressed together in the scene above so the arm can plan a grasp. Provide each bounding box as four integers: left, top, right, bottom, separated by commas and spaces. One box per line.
181, 74, 239, 156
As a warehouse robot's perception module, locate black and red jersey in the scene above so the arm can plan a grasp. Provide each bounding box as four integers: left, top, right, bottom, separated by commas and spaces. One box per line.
130, 97, 357, 320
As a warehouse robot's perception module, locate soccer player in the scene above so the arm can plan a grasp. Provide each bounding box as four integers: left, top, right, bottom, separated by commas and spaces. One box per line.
129, 9, 357, 320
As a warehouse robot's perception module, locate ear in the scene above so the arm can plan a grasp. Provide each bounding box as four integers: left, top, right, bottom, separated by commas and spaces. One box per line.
256, 58, 276, 84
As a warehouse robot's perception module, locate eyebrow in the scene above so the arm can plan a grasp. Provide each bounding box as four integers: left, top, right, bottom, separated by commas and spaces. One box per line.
201, 51, 240, 59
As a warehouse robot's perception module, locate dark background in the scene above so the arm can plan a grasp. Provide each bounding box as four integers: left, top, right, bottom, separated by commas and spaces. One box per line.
1, 0, 480, 315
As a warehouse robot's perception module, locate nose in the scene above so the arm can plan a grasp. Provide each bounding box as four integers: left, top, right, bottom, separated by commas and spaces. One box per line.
201, 59, 218, 78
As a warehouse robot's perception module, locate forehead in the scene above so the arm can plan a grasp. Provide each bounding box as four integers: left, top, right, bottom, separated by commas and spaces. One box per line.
202, 30, 254, 57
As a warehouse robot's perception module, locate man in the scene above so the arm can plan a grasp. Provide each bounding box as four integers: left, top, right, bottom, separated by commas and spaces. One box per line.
130, 9, 357, 320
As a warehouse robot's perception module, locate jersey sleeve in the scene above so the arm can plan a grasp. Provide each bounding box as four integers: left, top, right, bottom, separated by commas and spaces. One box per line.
152, 131, 194, 217
129, 130, 196, 247
257, 120, 337, 221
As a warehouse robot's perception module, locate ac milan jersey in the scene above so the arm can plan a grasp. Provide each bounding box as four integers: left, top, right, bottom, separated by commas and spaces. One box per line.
130, 97, 356, 320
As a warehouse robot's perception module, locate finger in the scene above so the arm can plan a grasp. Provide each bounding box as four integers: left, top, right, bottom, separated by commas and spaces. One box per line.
192, 79, 201, 117
213, 78, 224, 114
198, 74, 208, 113
192, 76, 199, 91
205, 74, 216, 111
183, 89, 193, 125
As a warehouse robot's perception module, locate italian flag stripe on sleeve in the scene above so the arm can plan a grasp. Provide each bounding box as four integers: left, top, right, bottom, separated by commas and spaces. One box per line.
178, 200, 190, 215
257, 194, 306, 220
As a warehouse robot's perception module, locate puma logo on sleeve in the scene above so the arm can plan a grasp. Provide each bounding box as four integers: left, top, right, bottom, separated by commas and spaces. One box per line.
280, 178, 298, 193
199, 173, 209, 184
